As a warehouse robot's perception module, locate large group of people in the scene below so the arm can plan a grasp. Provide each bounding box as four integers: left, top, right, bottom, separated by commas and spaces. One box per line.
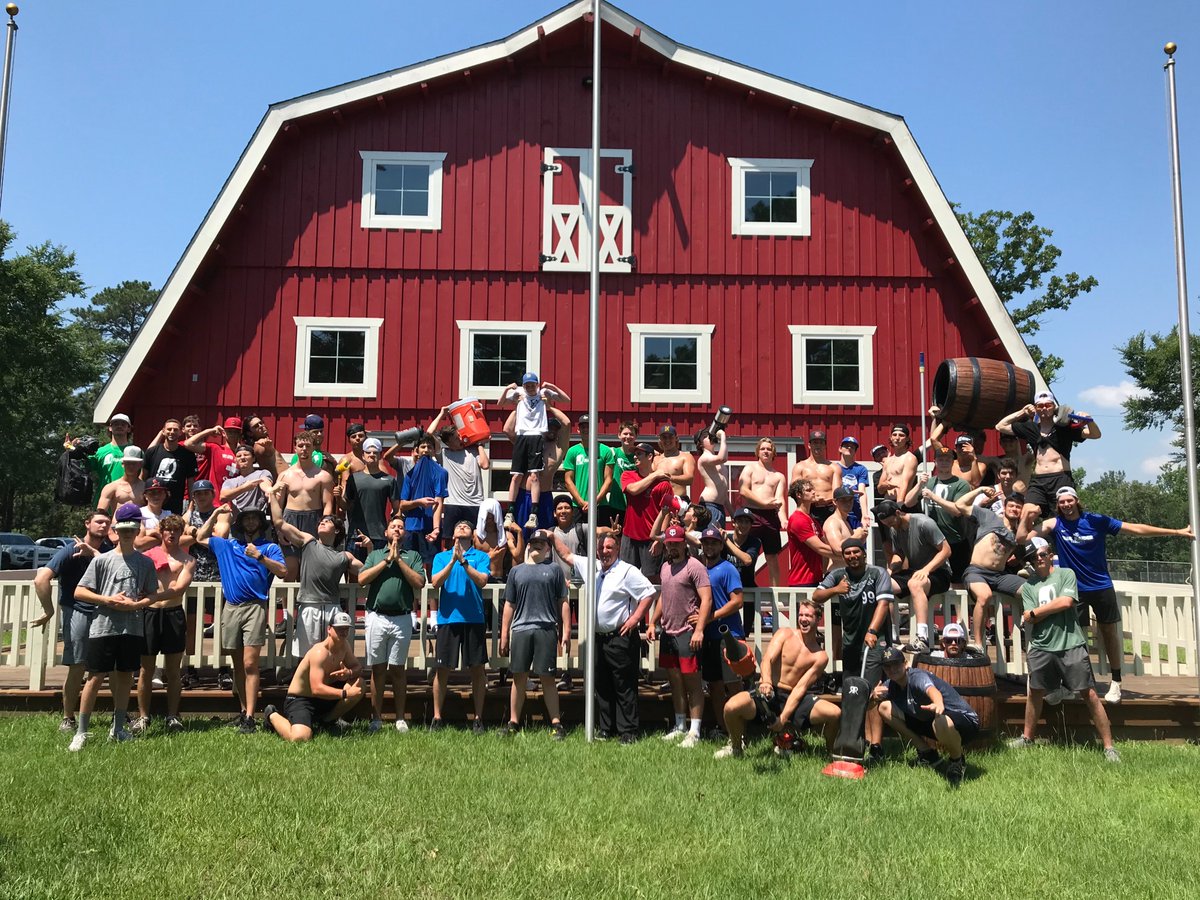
34, 378, 1193, 779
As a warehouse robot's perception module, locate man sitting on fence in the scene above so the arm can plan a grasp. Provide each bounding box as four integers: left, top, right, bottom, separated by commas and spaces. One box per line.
263, 610, 364, 742
872, 499, 951, 655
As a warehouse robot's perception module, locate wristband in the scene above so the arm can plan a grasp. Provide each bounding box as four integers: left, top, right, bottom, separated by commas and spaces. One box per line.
342, 687, 347, 701
867, 628, 879, 636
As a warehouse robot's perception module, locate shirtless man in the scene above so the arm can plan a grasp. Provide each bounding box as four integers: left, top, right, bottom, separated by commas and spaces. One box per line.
997, 391, 1099, 529
98, 446, 146, 515
243, 413, 289, 477
790, 430, 842, 527
877, 424, 920, 508
975, 459, 1021, 517
823, 485, 870, 567
695, 427, 730, 529
269, 430, 335, 580
656, 425, 697, 502
998, 433, 1034, 493
337, 423, 369, 479
718, 599, 840, 758
262, 611, 365, 742
738, 438, 788, 587
928, 410, 990, 488
131, 515, 196, 734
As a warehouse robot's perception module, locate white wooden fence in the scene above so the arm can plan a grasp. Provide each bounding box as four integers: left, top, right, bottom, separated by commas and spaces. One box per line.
0, 579, 1195, 691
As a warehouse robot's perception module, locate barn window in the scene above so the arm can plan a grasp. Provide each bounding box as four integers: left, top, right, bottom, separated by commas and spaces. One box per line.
728, 157, 814, 236
627, 324, 714, 404
293, 317, 383, 399
788, 325, 875, 406
359, 151, 447, 230
457, 320, 546, 401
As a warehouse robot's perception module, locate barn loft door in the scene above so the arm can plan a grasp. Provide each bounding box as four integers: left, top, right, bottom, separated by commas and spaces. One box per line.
541, 147, 632, 273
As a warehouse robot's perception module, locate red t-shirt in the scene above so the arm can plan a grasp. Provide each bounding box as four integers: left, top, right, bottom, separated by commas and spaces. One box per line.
196, 441, 237, 494
787, 509, 825, 587
620, 470, 675, 541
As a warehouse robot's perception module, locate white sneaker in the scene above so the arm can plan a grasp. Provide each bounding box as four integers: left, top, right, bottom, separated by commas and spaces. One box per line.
679, 732, 701, 749
713, 742, 741, 759
58, 717, 76, 734
1104, 682, 1122, 705
525, 513, 539, 530
661, 726, 686, 742
109, 727, 133, 743
368, 719, 383, 733
68, 732, 89, 752
395, 719, 409, 733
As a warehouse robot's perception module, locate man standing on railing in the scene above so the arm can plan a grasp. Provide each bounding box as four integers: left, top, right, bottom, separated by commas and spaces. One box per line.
1024, 486, 1194, 705
429, 520, 491, 733
33, 510, 113, 734
193, 504, 286, 733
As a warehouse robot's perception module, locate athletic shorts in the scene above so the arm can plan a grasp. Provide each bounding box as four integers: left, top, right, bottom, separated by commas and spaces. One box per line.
435, 622, 488, 669
510, 626, 559, 676
659, 628, 700, 674
619, 536, 659, 580
143, 606, 187, 656
404, 530, 439, 568
221, 602, 267, 651
1028, 644, 1095, 693
365, 610, 413, 667
1076, 587, 1121, 626
700, 635, 746, 684
1025, 472, 1075, 517
282, 693, 339, 731
756, 687, 819, 732
947, 540, 972, 583
60, 605, 95, 667
811, 504, 835, 528
510, 434, 545, 476
294, 603, 344, 657
893, 569, 952, 599
841, 641, 884, 689
745, 508, 783, 555
282, 508, 322, 558
86, 633, 142, 674
902, 706, 981, 746
962, 566, 1027, 598
702, 502, 726, 531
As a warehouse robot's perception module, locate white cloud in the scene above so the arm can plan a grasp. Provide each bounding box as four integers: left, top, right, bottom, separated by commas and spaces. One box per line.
1077, 380, 1147, 411
1139, 454, 1173, 476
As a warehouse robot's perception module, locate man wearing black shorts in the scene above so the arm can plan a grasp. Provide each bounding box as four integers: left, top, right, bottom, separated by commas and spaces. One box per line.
874, 646, 979, 785
873, 500, 951, 655
500, 530, 570, 738
263, 611, 364, 742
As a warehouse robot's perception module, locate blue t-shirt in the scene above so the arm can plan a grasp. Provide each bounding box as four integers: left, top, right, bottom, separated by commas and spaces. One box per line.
839, 462, 870, 527
1053, 512, 1122, 591
46, 541, 113, 613
887, 668, 978, 725
398, 456, 449, 533
208, 536, 284, 605
703, 558, 745, 639
432, 547, 491, 624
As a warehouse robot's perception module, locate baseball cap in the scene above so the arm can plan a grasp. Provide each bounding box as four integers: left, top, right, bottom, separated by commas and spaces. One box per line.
578, 414, 590, 426
871, 499, 902, 520
113, 501, 142, 530
841, 537, 867, 553
731, 507, 753, 521
346, 422, 366, 436
1055, 486, 1078, 500
663, 525, 686, 543
808, 429, 827, 442
144, 478, 168, 494
223, 416, 243, 431
891, 423, 911, 436
109, 413, 131, 425
521, 371, 539, 384
633, 441, 656, 455
121, 445, 144, 464
659, 424, 677, 436
363, 438, 382, 454
954, 434, 973, 448
942, 622, 966, 640
833, 485, 856, 501
1021, 536, 1050, 562
330, 611, 353, 629
303, 414, 325, 431
881, 647, 905, 668
528, 529, 552, 545
871, 444, 887, 456
191, 479, 215, 493
1034, 391, 1058, 406
699, 526, 724, 542
934, 446, 954, 458
840, 436, 859, 447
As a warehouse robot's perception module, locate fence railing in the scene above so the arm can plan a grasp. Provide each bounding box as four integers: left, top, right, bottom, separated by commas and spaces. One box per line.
0, 579, 1194, 691
1106, 559, 1193, 586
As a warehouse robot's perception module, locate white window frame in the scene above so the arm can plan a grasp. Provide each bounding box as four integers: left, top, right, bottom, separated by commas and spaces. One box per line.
457, 320, 546, 402
359, 150, 447, 230
728, 157, 814, 236
293, 316, 384, 399
788, 325, 876, 406
627, 323, 714, 405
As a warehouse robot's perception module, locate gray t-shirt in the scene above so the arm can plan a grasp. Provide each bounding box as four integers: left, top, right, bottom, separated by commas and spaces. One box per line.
78, 549, 158, 638
441, 448, 484, 506
223, 469, 273, 513
346, 470, 395, 542
296, 540, 349, 606
504, 561, 568, 632
551, 522, 589, 582
970, 505, 1015, 548
889, 513, 951, 576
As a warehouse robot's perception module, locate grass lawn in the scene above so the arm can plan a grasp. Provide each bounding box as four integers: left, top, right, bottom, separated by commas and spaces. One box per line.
1, 715, 1198, 900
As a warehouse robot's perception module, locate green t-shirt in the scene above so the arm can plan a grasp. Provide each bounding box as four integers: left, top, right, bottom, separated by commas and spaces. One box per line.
609, 447, 635, 511
90, 441, 129, 503
928, 476, 971, 542
364, 547, 424, 615
564, 442, 616, 507
1020, 567, 1085, 653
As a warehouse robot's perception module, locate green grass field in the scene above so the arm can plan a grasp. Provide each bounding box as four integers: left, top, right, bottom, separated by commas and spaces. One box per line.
2, 715, 1198, 899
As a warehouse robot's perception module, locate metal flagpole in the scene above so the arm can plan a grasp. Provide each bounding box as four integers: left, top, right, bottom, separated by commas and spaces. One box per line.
583, 0, 602, 741
918, 351, 928, 471
1162, 42, 1200, 710
0, 4, 20, 212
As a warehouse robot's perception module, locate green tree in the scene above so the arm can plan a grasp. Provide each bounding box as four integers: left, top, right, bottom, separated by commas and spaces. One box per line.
1117, 325, 1198, 436
1077, 467, 1191, 564
957, 208, 1099, 383
0, 222, 104, 532
72, 279, 157, 373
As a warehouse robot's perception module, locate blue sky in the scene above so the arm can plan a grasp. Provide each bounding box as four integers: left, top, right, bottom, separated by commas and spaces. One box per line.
3, 1, 1198, 480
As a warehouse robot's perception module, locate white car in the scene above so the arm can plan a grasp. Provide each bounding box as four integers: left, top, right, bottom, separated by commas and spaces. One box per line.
0, 533, 57, 570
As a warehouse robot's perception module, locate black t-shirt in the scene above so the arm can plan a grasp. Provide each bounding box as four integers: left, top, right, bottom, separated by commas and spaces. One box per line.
1010, 420, 1084, 467
46, 540, 115, 612
345, 470, 395, 542
143, 444, 198, 513
732, 534, 762, 589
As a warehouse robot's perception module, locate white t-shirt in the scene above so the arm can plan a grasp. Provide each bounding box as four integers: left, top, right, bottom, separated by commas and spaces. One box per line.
506, 386, 550, 435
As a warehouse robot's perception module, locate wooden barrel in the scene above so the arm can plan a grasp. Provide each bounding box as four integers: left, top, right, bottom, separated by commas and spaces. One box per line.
914, 652, 996, 739
931, 357, 1036, 430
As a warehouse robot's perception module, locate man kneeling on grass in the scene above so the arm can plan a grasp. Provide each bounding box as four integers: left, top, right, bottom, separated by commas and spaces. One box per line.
718, 599, 839, 759
873, 646, 979, 786
263, 611, 364, 742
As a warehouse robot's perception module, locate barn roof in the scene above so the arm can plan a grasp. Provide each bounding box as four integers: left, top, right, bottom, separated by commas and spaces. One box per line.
94, 0, 1043, 422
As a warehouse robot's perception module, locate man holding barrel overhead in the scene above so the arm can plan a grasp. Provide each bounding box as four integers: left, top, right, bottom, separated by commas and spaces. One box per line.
428, 404, 490, 549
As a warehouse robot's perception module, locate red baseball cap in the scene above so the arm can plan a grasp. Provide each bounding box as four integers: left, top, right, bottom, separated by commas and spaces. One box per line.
224, 416, 244, 430
663, 525, 686, 543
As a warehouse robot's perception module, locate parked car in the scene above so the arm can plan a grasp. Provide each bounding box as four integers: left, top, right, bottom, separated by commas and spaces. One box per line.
36, 536, 76, 552
0, 533, 57, 570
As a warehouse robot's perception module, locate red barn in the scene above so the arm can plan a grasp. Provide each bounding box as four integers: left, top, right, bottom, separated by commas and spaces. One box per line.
95, 0, 1041, 480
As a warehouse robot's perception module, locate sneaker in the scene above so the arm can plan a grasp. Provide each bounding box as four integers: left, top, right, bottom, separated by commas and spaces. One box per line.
165, 716, 184, 734
151, 669, 166, 689
556, 675, 572, 691
679, 732, 701, 749
217, 672, 234, 691
1043, 686, 1075, 707
429, 718, 446, 732
524, 512, 539, 530
202, 624, 214, 638
129, 715, 151, 736
68, 731, 89, 752
965, 643, 987, 657
902, 637, 930, 654
1007, 735, 1035, 749
914, 749, 944, 770
1104, 682, 1123, 705
867, 743, 884, 765
713, 742, 742, 759
1104, 746, 1122, 764
551, 722, 567, 741
328, 718, 351, 735
368, 718, 383, 733
58, 716, 76, 734
238, 716, 257, 734
109, 726, 133, 743
661, 726, 686, 742
946, 757, 966, 787
472, 719, 487, 735
180, 671, 198, 689
395, 719, 409, 734
504, 721, 520, 736
227, 712, 247, 729
261, 705, 277, 735
618, 733, 637, 745
594, 730, 612, 742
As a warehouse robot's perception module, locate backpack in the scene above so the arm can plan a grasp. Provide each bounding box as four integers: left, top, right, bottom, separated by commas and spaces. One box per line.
55, 436, 99, 506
